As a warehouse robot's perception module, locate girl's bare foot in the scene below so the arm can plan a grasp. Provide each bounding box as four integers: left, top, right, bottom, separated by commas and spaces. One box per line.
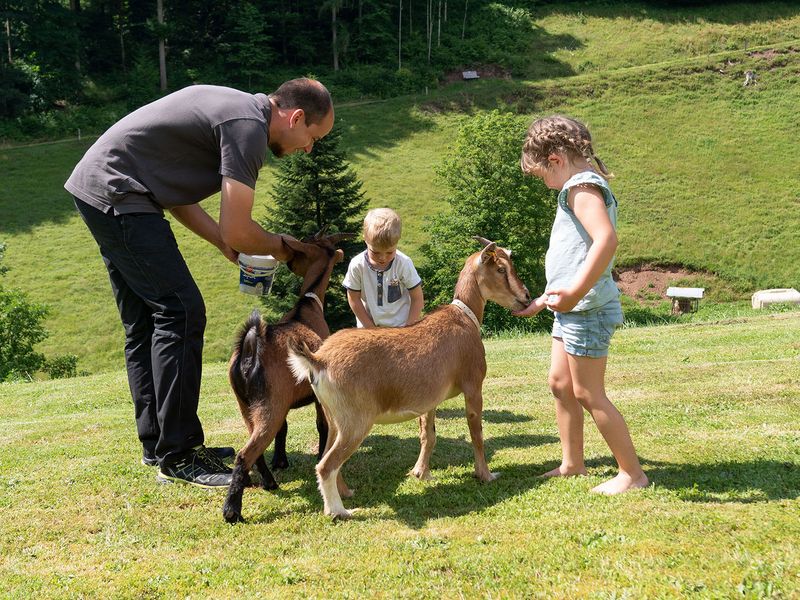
591, 472, 649, 495
540, 464, 587, 478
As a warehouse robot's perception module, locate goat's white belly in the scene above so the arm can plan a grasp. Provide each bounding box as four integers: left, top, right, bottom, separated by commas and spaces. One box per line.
374, 410, 422, 425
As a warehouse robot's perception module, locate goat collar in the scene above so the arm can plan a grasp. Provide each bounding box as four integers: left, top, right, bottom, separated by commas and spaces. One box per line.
304, 292, 324, 310
451, 299, 481, 330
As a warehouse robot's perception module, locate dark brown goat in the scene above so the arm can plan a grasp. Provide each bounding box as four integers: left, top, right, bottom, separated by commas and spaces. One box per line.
223, 231, 352, 524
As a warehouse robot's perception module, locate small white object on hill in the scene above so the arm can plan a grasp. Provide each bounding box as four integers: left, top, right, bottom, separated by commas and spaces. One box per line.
462, 70, 480, 80
751, 288, 800, 309
666, 287, 705, 314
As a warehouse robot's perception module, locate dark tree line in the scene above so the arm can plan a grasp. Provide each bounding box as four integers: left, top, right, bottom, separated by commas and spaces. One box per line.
1, 0, 539, 124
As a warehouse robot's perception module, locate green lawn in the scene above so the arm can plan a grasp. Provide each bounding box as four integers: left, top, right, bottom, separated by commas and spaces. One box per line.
0, 313, 797, 597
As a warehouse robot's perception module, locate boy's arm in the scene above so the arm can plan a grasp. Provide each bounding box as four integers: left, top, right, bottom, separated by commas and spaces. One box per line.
545, 187, 617, 313
346, 289, 377, 328
405, 285, 424, 325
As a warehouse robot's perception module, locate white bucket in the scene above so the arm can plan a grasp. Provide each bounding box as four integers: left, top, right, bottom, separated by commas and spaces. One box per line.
238, 253, 279, 296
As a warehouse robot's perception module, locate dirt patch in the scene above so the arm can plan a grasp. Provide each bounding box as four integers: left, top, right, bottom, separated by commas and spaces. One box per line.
613, 264, 698, 301
442, 64, 512, 84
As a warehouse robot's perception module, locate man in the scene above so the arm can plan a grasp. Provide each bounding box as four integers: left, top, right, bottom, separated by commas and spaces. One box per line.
65, 78, 334, 488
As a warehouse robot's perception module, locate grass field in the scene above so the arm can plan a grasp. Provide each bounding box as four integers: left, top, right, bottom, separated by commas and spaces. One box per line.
1, 3, 799, 374
0, 313, 798, 597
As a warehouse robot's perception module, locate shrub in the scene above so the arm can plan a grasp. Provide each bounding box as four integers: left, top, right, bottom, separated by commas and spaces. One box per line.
418, 110, 556, 334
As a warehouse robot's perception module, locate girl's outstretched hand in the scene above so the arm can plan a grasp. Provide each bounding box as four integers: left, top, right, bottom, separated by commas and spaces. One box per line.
544, 288, 580, 313
512, 293, 548, 317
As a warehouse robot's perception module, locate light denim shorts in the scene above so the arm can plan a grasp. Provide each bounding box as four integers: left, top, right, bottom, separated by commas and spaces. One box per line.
552, 300, 624, 358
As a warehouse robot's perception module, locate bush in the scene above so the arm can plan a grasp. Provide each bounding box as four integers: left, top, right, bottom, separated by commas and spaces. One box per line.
419, 110, 556, 334
44, 354, 81, 379
0, 286, 49, 382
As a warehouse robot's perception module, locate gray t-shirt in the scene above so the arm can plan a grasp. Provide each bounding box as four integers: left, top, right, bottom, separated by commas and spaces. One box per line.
65, 85, 271, 215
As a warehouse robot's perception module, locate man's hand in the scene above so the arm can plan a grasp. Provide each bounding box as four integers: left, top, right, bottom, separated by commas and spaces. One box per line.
220, 244, 239, 264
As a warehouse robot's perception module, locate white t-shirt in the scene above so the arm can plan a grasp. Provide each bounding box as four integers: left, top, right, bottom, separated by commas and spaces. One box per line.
342, 249, 422, 327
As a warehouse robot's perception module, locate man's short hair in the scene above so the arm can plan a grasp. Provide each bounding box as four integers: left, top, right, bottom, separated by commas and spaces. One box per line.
271, 78, 332, 125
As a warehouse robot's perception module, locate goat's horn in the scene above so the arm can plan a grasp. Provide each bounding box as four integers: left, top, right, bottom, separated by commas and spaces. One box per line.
472, 236, 494, 248
313, 224, 331, 240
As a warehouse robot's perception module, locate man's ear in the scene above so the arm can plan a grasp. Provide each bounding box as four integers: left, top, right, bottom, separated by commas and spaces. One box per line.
289, 109, 305, 128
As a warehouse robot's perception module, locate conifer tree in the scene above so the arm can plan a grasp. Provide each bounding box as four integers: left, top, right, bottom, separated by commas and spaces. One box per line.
262, 124, 368, 331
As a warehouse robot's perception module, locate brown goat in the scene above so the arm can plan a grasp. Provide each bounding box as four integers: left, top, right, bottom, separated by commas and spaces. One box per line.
288, 237, 531, 519
223, 230, 352, 524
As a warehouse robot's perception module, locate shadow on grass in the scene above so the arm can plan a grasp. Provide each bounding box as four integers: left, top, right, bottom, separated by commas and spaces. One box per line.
582, 455, 800, 503
434, 408, 534, 423
527, 1, 800, 26
250, 431, 558, 527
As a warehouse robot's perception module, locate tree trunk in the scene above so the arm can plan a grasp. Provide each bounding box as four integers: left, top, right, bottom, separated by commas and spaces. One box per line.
427, 0, 432, 63
461, 0, 468, 40
398, 0, 402, 70
437, 0, 441, 48
69, 0, 81, 73
157, 0, 167, 90
4, 19, 10, 63
332, 3, 338, 71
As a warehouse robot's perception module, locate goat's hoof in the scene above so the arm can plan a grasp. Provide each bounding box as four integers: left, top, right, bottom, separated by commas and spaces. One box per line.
262, 479, 279, 491
410, 468, 433, 480
329, 509, 354, 522
476, 471, 499, 483
222, 508, 245, 524
270, 457, 290, 470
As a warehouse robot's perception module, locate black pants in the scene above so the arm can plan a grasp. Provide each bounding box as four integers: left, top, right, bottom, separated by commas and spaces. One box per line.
74, 198, 206, 466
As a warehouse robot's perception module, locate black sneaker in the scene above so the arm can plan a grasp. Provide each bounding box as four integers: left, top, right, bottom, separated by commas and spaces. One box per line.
142, 446, 235, 467
156, 450, 232, 488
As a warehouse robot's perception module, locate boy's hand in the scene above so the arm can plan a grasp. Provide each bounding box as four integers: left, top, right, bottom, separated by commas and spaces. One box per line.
544, 288, 580, 313
512, 293, 548, 317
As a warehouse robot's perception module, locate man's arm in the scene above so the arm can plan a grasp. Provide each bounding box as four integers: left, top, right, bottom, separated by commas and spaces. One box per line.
218, 176, 293, 262
169, 203, 238, 263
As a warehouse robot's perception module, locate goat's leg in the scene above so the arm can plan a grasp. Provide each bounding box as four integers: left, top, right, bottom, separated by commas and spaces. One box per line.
314, 399, 329, 462
410, 410, 437, 480
254, 455, 277, 490
463, 385, 498, 482
316, 423, 370, 519
222, 416, 287, 524
319, 404, 352, 498
270, 420, 290, 470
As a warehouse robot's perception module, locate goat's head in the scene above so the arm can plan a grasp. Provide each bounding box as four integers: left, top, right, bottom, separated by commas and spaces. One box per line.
283, 228, 354, 278
470, 236, 531, 311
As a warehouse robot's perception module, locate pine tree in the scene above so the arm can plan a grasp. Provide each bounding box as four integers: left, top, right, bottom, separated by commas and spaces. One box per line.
262, 124, 368, 331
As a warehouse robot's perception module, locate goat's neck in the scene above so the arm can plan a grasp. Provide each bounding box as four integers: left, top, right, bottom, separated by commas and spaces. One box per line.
452, 267, 486, 325
281, 256, 337, 332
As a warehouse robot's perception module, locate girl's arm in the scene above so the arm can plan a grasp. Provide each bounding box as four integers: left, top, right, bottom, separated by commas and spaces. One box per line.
545, 186, 617, 313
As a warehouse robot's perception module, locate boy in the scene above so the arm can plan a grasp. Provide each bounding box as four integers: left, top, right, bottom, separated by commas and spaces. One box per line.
343, 208, 423, 328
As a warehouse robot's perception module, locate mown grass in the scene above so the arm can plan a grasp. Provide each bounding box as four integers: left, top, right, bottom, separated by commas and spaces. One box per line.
0, 313, 798, 597
1, 2, 799, 375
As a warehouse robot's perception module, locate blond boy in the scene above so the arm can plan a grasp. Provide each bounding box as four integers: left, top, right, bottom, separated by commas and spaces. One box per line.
343, 208, 423, 327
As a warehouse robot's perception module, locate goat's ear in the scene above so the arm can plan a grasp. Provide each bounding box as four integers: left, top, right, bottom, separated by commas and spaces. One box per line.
480, 242, 498, 263
472, 235, 494, 248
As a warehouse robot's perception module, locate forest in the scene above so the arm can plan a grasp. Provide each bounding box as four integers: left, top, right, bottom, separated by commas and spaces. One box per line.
0, 0, 541, 135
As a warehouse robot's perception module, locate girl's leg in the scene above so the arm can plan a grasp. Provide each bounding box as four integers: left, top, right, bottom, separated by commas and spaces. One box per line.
542, 337, 587, 477
566, 354, 648, 494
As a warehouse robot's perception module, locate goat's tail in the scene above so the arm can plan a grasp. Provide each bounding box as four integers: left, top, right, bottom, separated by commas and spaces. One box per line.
286, 340, 325, 386
230, 309, 267, 405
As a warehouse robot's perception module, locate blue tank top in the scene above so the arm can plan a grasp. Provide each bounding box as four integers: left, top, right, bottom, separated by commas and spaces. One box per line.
545, 171, 620, 312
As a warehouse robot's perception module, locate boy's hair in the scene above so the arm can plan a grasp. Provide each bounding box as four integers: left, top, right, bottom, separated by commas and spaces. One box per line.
363, 208, 402, 248
271, 78, 332, 125
520, 115, 614, 179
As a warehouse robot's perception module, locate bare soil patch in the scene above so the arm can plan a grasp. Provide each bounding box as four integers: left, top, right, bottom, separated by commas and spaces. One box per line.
613, 264, 698, 301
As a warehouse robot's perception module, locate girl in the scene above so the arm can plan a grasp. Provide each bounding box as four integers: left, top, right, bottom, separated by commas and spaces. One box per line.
514, 115, 648, 495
